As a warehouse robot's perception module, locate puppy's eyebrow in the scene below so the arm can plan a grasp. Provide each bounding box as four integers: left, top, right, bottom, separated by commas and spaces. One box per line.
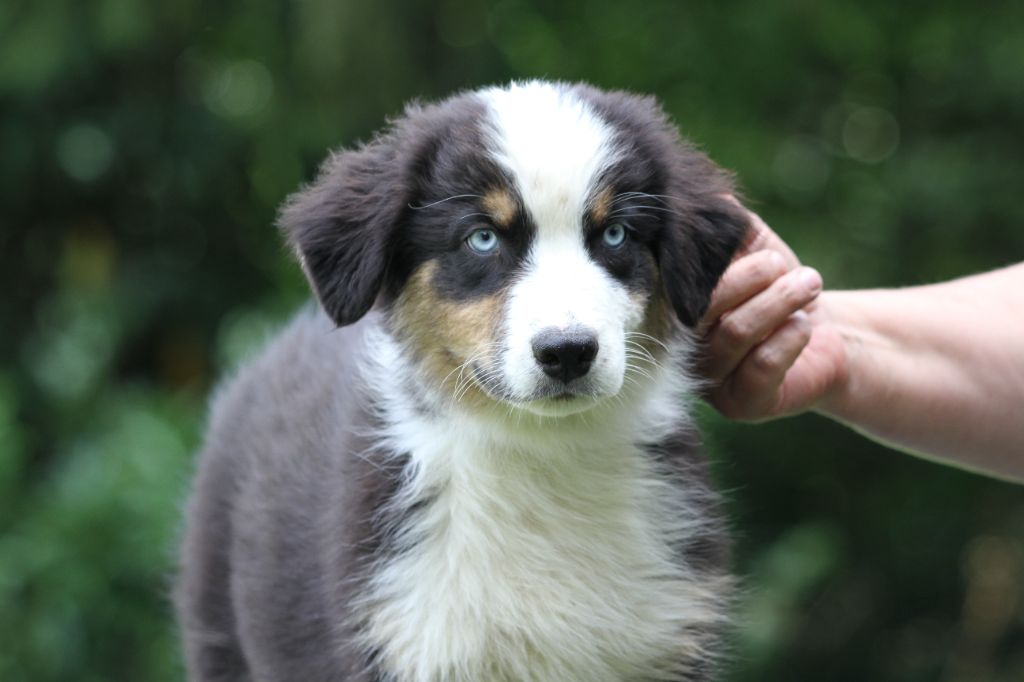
482, 189, 517, 229
589, 186, 615, 224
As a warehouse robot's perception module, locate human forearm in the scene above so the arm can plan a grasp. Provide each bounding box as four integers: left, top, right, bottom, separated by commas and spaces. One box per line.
703, 208, 1023, 481
816, 266, 1024, 480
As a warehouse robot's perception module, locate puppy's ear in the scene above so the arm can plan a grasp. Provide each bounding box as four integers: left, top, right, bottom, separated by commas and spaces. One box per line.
278, 134, 407, 327
660, 188, 749, 327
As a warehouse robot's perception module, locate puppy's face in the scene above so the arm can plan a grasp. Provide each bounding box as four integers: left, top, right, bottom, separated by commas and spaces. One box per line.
280, 82, 747, 416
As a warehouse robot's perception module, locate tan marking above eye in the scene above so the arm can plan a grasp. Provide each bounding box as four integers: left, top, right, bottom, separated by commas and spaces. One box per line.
482, 189, 517, 229
589, 186, 615, 225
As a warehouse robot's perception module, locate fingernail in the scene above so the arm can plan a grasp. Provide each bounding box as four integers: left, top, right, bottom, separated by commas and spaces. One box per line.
799, 267, 823, 294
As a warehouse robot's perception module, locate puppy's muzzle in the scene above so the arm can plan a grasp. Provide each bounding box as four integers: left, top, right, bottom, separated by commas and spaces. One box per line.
531, 328, 599, 383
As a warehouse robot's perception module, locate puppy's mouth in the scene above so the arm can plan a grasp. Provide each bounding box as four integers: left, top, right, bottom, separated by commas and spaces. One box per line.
465, 362, 606, 415
526, 382, 598, 402
522, 389, 602, 417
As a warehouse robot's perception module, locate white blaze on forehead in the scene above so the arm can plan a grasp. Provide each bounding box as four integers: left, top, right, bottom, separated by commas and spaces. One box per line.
481, 81, 620, 237
479, 83, 644, 411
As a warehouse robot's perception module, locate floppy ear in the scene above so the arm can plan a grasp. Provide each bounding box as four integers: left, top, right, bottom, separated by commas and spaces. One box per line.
660, 183, 750, 328
278, 134, 407, 327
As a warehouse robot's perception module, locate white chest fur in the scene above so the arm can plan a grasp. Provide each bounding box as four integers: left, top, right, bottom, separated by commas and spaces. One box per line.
355, 404, 727, 682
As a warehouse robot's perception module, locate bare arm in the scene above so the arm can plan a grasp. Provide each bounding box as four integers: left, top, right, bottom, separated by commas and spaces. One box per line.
817, 267, 1024, 480
701, 210, 1024, 482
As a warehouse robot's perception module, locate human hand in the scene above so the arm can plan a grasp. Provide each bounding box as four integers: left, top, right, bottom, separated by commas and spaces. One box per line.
699, 209, 849, 421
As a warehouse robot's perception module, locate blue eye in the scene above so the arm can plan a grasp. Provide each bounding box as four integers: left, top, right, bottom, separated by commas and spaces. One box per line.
602, 223, 627, 248
466, 228, 499, 254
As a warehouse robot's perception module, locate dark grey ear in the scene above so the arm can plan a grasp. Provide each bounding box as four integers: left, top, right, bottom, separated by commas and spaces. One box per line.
660, 189, 749, 327
278, 134, 406, 327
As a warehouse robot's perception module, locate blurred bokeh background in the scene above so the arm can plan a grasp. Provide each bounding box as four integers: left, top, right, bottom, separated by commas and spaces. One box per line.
3, 1, 1023, 680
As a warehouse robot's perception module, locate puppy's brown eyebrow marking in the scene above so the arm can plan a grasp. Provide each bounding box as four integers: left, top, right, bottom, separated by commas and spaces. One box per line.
482, 189, 517, 229
589, 186, 615, 225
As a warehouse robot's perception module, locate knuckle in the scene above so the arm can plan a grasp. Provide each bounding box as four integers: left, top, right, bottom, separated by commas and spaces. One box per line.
779, 275, 810, 304
791, 318, 813, 343
748, 258, 776, 283
719, 315, 753, 344
750, 346, 779, 373
710, 276, 734, 302
746, 251, 782, 283
746, 225, 769, 252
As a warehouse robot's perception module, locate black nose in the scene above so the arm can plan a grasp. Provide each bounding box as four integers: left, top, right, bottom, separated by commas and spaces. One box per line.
531, 329, 599, 383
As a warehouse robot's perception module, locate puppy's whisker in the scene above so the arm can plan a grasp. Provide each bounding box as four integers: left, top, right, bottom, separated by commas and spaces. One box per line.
456, 359, 505, 404
446, 356, 497, 406
624, 340, 660, 356
608, 205, 683, 219
625, 332, 671, 354
606, 211, 661, 222
624, 348, 663, 370
625, 356, 660, 373
455, 212, 491, 224
624, 364, 655, 382
611, 191, 683, 206
442, 347, 496, 396
409, 193, 483, 210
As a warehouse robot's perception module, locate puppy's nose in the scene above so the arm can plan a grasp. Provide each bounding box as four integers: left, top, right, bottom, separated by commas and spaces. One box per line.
531, 329, 599, 383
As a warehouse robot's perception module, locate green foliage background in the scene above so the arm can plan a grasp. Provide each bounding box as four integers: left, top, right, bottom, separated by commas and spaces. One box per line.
2, 1, 1023, 680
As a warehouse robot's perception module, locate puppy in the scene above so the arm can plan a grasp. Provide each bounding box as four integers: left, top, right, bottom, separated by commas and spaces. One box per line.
176, 80, 748, 682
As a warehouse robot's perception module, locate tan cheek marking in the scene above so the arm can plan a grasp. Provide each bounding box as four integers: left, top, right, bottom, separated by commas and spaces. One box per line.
640, 289, 675, 359
589, 186, 615, 225
394, 261, 504, 406
482, 189, 517, 229
637, 253, 676, 359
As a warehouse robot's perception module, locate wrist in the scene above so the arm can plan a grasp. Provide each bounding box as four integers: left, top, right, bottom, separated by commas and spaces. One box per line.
810, 290, 866, 421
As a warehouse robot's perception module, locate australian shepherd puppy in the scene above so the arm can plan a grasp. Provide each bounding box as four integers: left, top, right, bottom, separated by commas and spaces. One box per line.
176, 81, 748, 682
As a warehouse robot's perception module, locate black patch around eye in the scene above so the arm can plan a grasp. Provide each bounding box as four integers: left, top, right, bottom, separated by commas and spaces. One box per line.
587, 230, 657, 295
586, 195, 663, 295
384, 131, 535, 303
431, 205, 533, 299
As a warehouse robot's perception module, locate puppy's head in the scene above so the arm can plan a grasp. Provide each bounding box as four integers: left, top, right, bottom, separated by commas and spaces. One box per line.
280, 81, 748, 416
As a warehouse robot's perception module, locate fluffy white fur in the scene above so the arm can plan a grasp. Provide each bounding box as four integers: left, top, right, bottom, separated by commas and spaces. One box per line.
481, 81, 621, 239
355, 331, 724, 682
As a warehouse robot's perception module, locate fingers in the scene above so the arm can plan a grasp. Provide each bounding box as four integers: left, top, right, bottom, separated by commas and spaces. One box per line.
702, 199, 823, 421
703, 202, 803, 328
702, 265, 822, 382
705, 250, 788, 324
713, 311, 813, 420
